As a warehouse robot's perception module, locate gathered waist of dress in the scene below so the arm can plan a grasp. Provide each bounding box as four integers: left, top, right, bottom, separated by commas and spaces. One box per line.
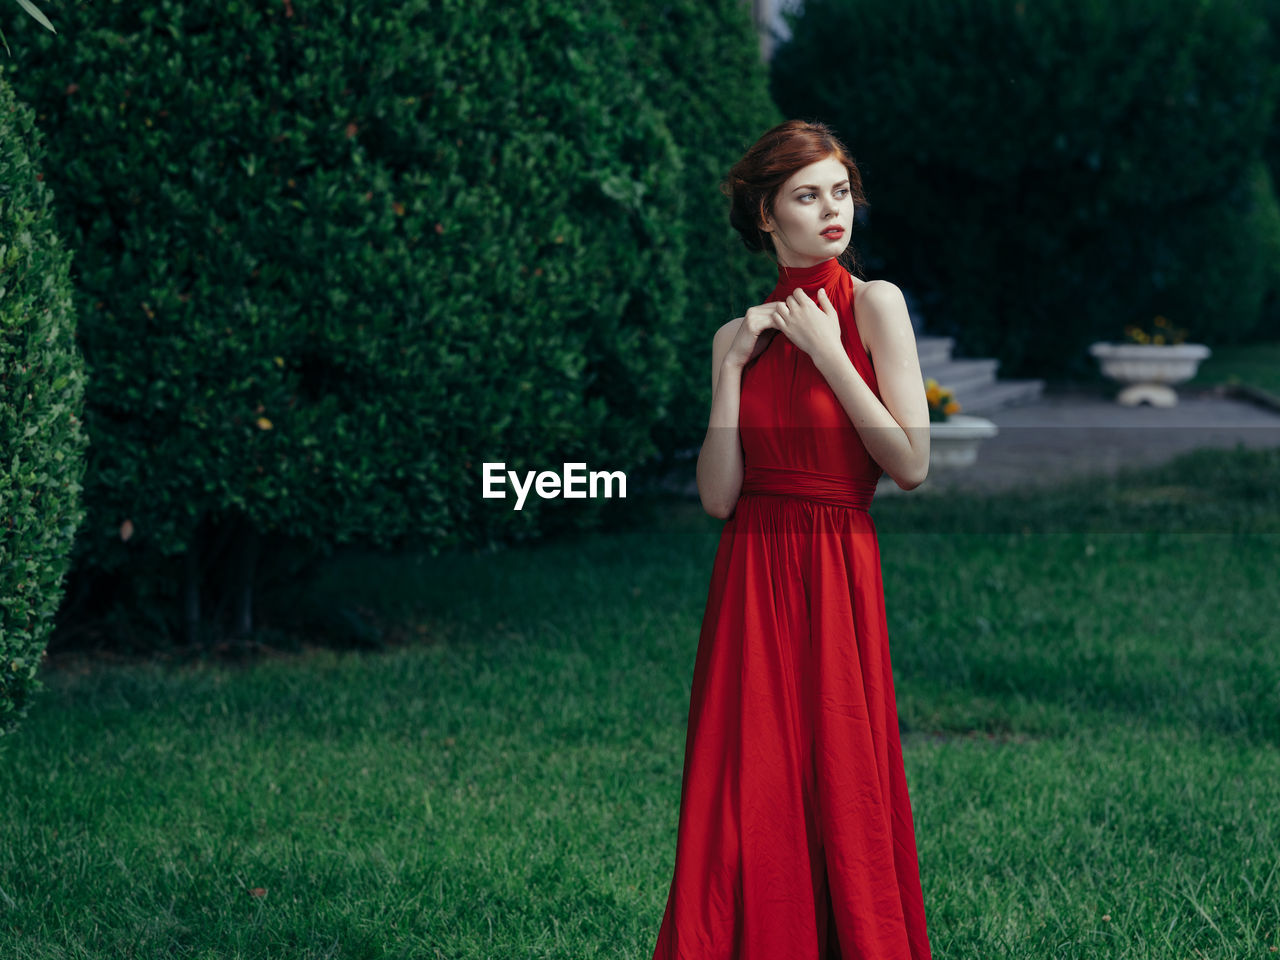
740, 465, 876, 511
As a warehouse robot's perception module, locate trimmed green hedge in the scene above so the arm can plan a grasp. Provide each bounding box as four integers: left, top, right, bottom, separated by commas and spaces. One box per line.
0, 68, 88, 735
2, 0, 714, 647
1257, 0, 1280, 335
772, 0, 1280, 378
618, 0, 783, 463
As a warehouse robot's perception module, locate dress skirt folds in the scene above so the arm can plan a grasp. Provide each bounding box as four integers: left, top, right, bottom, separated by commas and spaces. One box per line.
651, 257, 932, 960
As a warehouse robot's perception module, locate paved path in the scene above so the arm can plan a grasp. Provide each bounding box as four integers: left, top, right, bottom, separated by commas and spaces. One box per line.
878, 382, 1280, 497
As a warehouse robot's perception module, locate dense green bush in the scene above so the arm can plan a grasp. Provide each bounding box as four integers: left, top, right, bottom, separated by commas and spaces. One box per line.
1263, 0, 1280, 173
1256, 0, 1280, 336
772, 0, 1280, 379
1, 0, 698, 648
616, 0, 782, 462
0, 68, 88, 735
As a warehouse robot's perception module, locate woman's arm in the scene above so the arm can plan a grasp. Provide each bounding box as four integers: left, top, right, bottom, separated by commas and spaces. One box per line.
696, 321, 747, 519
696, 302, 787, 516
813, 282, 930, 489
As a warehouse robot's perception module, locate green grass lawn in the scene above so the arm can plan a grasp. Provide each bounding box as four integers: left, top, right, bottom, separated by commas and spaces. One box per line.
2, 447, 1279, 958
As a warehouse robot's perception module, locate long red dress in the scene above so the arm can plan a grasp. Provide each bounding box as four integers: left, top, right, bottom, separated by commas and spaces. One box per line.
651, 256, 932, 959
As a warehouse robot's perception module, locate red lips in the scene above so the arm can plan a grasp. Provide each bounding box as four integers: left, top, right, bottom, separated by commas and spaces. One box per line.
821, 227, 844, 238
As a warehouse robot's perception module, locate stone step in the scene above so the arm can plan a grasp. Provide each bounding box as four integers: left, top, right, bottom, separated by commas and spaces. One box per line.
944, 377, 1046, 414
913, 330, 1047, 414
914, 335, 955, 367
918, 356, 1001, 396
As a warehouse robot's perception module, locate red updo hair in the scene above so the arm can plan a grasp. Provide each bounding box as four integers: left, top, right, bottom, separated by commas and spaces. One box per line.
721, 119, 869, 276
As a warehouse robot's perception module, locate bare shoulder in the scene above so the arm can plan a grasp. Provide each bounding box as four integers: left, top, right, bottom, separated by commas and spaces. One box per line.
852, 279, 912, 354
714, 316, 743, 344
855, 278, 908, 311
710, 315, 743, 362
709, 316, 744, 387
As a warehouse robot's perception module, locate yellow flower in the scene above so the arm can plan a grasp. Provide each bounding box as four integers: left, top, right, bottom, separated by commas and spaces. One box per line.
256, 417, 273, 430
1123, 315, 1188, 345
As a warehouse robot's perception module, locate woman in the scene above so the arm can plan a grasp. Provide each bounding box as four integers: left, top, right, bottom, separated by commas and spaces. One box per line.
651, 119, 934, 959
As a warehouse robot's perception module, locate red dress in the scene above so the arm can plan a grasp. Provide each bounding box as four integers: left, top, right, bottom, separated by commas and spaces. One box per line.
651, 256, 932, 959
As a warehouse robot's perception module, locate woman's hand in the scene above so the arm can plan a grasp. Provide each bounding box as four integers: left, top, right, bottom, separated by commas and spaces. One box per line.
771, 287, 843, 367
722, 300, 785, 371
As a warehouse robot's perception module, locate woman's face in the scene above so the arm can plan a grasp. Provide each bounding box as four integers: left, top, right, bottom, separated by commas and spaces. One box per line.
760, 153, 853, 268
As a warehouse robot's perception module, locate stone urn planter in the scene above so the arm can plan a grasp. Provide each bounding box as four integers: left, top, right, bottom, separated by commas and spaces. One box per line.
929, 414, 999, 468
1088, 342, 1211, 407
